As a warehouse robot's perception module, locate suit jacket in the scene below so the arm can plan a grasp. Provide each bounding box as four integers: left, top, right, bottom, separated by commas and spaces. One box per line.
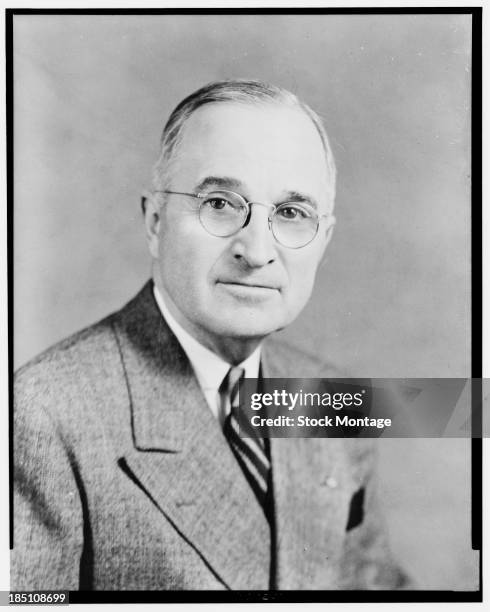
12, 281, 409, 591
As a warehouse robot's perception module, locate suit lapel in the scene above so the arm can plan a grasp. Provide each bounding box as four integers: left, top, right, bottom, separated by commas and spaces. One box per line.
113, 283, 270, 590
262, 344, 355, 589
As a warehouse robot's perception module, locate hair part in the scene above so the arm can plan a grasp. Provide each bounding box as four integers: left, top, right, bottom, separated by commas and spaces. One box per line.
151, 79, 336, 201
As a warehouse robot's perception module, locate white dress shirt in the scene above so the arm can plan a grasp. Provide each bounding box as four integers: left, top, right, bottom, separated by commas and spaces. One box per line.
153, 284, 261, 423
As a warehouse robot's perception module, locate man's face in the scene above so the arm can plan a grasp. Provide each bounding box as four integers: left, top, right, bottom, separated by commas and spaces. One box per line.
147, 102, 334, 351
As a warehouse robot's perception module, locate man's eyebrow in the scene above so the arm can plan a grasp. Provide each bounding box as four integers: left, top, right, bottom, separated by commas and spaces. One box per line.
195, 176, 243, 193
281, 190, 319, 210
195, 177, 319, 210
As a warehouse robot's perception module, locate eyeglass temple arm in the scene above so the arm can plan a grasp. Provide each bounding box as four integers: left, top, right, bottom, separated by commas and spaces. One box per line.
153, 190, 202, 199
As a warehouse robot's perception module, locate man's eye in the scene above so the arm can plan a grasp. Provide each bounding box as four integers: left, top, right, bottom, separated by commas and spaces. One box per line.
206, 198, 231, 210
277, 205, 309, 220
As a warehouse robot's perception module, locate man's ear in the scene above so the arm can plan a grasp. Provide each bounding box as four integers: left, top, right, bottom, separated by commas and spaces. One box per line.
318, 215, 336, 262
323, 215, 335, 249
320, 215, 335, 253
142, 192, 162, 259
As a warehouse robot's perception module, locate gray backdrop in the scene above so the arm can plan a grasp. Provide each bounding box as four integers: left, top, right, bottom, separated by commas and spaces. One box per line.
13, 14, 476, 589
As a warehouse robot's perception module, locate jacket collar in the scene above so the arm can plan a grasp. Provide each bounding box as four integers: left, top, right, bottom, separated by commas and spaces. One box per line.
114, 281, 197, 453
113, 281, 271, 589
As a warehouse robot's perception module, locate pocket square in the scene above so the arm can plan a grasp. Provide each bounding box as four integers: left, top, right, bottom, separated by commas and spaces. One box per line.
346, 487, 365, 531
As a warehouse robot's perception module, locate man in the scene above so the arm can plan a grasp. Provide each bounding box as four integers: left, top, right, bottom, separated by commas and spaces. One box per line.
12, 79, 409, 591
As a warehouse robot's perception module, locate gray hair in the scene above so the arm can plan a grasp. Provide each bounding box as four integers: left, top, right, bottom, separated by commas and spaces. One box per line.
151, 79, 336, 200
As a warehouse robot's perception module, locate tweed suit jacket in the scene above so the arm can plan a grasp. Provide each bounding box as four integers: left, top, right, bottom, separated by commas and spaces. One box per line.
12, 281, 408, 591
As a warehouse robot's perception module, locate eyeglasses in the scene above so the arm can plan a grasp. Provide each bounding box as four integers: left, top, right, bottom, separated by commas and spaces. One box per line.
155, 189, 334, 249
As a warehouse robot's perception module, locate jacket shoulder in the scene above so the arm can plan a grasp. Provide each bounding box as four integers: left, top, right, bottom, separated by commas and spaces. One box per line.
14, 282, 155, 425
16, 313, 117, 382
15, 315, 122, 416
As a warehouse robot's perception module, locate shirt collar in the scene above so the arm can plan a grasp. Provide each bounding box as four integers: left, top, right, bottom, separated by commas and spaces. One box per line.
153, 284, 261, 392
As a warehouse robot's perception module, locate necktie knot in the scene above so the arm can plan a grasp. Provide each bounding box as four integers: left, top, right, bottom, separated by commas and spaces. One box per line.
219, 366, 244, 420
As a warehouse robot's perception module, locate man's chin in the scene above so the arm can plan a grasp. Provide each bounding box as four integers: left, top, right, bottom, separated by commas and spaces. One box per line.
208, 315, 288, 341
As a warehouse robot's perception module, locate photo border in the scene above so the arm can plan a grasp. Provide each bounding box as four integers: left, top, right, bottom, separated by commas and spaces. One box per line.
6, 6, 482, 603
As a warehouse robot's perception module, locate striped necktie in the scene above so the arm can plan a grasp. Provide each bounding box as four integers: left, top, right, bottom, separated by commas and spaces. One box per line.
220, 367, 271, 509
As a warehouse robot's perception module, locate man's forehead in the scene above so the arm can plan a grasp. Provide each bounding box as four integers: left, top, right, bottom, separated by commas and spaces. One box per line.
179, 101, 324, 150
171, 101, 333, 204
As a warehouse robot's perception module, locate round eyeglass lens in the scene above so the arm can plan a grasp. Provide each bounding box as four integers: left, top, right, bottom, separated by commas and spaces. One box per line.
272, 203, 319, 248
199, 191, 248, 237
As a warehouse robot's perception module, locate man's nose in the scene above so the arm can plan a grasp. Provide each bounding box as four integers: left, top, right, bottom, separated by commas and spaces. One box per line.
230, 203, 277, 267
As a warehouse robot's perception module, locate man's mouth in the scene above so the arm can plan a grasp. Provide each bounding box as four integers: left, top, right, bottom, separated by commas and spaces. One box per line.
217, 280, 281, 291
